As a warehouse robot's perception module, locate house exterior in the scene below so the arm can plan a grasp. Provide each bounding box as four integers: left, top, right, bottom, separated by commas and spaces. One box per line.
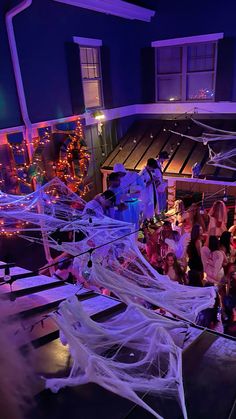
0, 0, 236, 195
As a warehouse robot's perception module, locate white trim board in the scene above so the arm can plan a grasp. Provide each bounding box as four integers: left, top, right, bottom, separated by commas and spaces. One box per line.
151, 33, 224, 47
54, 0, 155, 22
1, 101, 236, 135
135, 102, 236, 115
100, 169, 236, 188
73, 36, 102, 46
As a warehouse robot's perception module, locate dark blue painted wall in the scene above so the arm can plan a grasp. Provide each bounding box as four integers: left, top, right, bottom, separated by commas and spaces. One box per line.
1, 0, 236, 129
145, 0, 236, 101
0, 1, 23, 128
10, 0, 153, 124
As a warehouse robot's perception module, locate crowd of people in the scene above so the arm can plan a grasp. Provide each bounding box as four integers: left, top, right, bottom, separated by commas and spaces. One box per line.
141, 202, 236, 333
83, 151, 169, 223
82, 154, 236, 336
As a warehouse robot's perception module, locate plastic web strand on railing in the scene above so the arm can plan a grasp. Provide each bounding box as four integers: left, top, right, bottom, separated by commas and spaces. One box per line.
45, 296, 188, 419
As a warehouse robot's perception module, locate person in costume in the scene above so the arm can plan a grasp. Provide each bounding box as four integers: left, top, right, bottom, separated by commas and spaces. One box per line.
113, 163, 144, 227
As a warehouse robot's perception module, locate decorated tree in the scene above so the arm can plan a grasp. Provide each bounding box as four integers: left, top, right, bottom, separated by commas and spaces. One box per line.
28, 118, 91, 197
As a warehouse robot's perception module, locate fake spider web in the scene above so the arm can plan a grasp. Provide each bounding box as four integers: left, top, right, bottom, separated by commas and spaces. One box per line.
46, 296, 188, 419
0, 179, 218, 418
0, 178, 215, 322
169, 118, 236, 172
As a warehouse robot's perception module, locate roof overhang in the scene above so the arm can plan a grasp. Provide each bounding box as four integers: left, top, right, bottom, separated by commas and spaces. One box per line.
151, 32, 224, 47
54, 0, 155, 22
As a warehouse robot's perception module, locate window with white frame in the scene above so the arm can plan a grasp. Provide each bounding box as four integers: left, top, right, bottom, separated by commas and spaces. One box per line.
79, 46, 103, 109
155, 40, 219, 102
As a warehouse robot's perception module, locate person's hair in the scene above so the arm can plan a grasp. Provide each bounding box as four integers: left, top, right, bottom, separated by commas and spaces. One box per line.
108, 172, 120, 182
173, 230, 180, 242
174, 199, 185, 215
187, 224, 201, 259
190, 223, 201, 242
220, 231, 231, 254
163, 220, 171, 228
209, 200, 227, 223
147, 158, 158, 168
224, 262, 236, 278
164, 252, 184, 283
158, 151, 169, 160
188, 269, 202, 287
208, 235, 219, 252
189, 203, 202, 225
102, 190, 116, 204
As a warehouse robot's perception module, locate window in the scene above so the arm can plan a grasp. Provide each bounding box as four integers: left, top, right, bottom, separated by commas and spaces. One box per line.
155, 41, 218, 102
79, 46, 103, 109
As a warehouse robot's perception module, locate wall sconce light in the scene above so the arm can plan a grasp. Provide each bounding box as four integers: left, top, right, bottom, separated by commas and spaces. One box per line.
92, 110, 105, 121
92, 110, 105, 135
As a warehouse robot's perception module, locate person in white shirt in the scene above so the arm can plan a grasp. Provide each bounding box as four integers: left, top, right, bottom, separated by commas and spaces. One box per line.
155, 151, 169, 213
208, 200, 227, 237
201, 235, 224, 286
139, 158, 160, 220
113, 163, 144, 227
83, 190, 116, 217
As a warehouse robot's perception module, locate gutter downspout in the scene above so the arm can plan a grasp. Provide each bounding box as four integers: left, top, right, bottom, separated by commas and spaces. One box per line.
6, 0, 33, 161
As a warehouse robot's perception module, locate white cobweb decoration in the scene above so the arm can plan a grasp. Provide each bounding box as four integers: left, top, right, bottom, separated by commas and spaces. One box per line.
45, 296, 188, 419
169, 118, 236, 172
1, 179, 218, 418
0, 178, 216, 322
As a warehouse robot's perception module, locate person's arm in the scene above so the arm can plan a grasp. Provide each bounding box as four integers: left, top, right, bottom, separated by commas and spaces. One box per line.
208, 216, 216, 236
212, 252, 224, 282
195, 239, 202, 257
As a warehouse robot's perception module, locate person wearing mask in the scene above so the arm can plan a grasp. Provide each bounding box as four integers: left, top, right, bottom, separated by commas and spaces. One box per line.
187, 224, 204, 286
201, 235, 224, 286
139, 158, 160, 220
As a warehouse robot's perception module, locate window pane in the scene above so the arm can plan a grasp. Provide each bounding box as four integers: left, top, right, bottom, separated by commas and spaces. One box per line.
92, 48, 99, 63
89, 63, 100, 78
157, 75, 181, 101
80, 47, 100, 79
80, 47, 87, 64
187, 43, 215, 72
81, 64, 89, 79
85, 48, 94, 63
79, 46, 102, 108
83, 80, 102, 108
157, 46, 182, 74
187, 73, 214, 100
